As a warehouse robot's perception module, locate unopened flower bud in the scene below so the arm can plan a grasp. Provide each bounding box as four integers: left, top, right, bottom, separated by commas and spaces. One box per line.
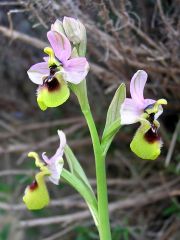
51, 19, 65, 35
63, 17, 86, 45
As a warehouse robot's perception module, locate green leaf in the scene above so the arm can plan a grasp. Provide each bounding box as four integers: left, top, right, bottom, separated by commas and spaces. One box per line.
64, 146, 99, 226
101, 83, 126, 155
61, 169, 99, 227
64, 145, 93, 192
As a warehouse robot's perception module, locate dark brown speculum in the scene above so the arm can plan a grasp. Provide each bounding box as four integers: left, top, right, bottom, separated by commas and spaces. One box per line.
44, 77, 60, 92
144, 125, 161, 143
43, 64, 61, 92
29, 180, 38, 191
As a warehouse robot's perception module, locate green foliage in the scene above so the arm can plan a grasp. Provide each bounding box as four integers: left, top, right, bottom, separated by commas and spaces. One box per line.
0, 224, 10, 240
0, 183, 12, 194
75, 226, 99, 240
26, 228, 40, 240
112, 226, 129, 240
75, 225, 130, 240
163, 199, 180, 218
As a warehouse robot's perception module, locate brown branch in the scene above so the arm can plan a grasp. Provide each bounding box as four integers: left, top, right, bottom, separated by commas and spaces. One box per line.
0, 25, 46, 49
0, 123, 90, 155
19, 182, 180, 228
0, 116, 84, 140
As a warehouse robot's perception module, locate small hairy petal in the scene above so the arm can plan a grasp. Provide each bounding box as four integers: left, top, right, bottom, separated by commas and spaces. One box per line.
47, 30, 71, 63
130, 70, 147, 106
63, 57, 89, 84
120, 98, 142, 125
27, 62, 49, 85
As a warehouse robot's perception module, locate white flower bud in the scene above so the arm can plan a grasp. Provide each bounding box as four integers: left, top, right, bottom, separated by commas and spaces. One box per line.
63, 17, 86, 45
51, 19, 65, 35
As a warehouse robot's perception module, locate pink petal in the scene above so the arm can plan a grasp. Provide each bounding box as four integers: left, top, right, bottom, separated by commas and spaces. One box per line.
27, 62, 49, 85
47, 31, 71, 63
52, 130, 66, 161
41, 130, 66, 185
130, 70, 147, 106
120, 98, 142, 125
42, 130, 66, 165
143, 98, 156, 107
48, 160, 63, 185
63, 57, 89, 84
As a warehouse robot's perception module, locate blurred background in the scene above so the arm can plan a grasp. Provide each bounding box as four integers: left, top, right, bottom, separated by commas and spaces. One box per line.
0, 0, 180, 239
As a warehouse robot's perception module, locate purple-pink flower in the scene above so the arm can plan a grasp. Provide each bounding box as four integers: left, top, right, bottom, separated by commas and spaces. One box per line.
27, 19, 89, 110
28, 30, 89, 85
120, 70, 167, 160
120, 70, 164, 125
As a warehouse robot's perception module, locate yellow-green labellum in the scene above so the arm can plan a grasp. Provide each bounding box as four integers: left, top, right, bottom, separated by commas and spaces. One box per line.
37, 73, 70, 111
23, 152, 51, 210
23, 172, 50, 210
130, 120, 162, 160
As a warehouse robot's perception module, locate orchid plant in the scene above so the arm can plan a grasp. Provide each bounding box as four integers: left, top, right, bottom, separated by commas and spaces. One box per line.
24, 16, 167, 240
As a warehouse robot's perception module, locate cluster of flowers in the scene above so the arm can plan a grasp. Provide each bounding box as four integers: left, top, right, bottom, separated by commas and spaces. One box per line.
23, 17, 167, 210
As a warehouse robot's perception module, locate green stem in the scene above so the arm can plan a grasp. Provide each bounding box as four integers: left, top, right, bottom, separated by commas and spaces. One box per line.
80, 106, 112, 240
